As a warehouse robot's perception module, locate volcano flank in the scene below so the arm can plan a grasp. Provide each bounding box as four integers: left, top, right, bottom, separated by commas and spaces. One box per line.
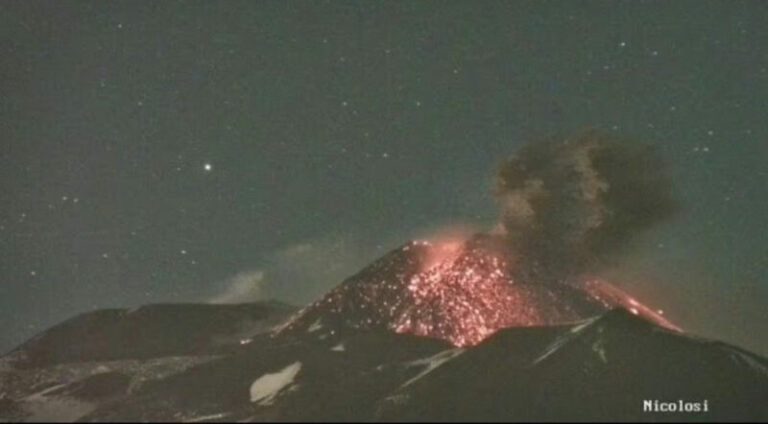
278, 132, 681, 346
276, 234, 679, 347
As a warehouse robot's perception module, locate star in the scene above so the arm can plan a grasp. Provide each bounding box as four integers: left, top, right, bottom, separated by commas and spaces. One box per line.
204, 163, 213, 172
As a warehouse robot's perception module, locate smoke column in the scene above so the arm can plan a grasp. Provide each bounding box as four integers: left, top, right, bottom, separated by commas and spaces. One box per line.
494, 130, 677, 284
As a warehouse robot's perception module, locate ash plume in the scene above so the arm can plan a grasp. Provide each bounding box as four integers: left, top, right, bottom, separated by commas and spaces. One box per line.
494, 130, 677, 283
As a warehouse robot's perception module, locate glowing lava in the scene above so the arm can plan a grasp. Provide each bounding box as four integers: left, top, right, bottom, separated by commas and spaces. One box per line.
276, 235, 679, 347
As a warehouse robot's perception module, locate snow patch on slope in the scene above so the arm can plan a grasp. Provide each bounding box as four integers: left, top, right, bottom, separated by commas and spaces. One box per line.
401, 349, 463, 387
22, 384, 96, 422
249, 362, 302, 405
534, 317, 599, 365
592, 339, 608, 363
307, 319, 323, 333
183, 412, 229, 422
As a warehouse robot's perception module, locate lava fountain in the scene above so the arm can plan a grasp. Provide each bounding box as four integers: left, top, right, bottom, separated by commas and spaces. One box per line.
276, 131, 680, 346
275, 234, 679, 347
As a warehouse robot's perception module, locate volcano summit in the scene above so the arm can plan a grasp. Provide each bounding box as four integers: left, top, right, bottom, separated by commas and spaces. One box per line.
276, 234, 678, 347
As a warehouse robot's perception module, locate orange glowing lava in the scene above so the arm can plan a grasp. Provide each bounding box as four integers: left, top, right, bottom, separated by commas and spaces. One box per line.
276, 235, 680, 347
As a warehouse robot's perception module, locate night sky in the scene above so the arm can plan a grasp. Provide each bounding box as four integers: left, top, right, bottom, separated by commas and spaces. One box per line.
2, 1, 767, 355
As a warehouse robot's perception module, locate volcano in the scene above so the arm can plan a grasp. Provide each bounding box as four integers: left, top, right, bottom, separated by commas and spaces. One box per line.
1, 239, 767, 422
276, 234, 678, 347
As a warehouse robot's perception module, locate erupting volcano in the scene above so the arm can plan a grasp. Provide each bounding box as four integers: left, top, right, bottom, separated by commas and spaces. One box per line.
276, 234, 678, 347
277, 132, 680, 346
4, 129, 767, 423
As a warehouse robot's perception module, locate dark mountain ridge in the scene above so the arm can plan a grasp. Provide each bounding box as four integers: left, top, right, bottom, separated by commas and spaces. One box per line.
1, 239, 766, 422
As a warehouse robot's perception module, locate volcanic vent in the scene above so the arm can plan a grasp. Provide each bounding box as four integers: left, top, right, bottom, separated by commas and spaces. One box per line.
275, 233, 678, 347
277, 132, 680, 347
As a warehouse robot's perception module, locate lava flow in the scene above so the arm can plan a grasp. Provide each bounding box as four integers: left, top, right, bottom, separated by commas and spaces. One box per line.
276, 234, 679, 347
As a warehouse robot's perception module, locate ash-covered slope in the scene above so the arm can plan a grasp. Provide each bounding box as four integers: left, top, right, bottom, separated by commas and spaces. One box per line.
2, 299, 767, 422
277, 235, 677, 347
0, 301, 297, 422
2, 240, 765, 422
377, 309, 768, 422
5, 301, 296, 368
4, 308, 765, 422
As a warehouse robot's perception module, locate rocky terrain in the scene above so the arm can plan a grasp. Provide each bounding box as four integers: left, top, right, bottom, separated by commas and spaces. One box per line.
1, 239, 766, 422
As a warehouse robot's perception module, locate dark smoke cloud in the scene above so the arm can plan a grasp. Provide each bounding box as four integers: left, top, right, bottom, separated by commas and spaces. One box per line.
494, 130, 677, 282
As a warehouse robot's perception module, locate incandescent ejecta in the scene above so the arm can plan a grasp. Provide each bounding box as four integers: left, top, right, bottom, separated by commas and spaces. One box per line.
277, 131, 679, 346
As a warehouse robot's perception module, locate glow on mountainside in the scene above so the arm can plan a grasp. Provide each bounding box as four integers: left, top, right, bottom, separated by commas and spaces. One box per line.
276, 238, 680, 347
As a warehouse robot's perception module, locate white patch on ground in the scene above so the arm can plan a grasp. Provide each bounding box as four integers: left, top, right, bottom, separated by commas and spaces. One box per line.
533, 335, 572, 365
183, 412, 228, 422
249, 362, 302, 405
592, 339, 608, 363
331, 343, 345, 352
307, 319, 323, 333
534, 317, 600, 366
401, 349, 464, 388
22, 384, 96, 422
569, 316, 599, 334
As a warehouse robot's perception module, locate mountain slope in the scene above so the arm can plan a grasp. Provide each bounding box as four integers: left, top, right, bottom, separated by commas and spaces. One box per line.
377, 309, 768, 422
277, 236, 678, 347
1, 239, 765, 422
6, 301, 296, 367
2, 307, 765, 422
